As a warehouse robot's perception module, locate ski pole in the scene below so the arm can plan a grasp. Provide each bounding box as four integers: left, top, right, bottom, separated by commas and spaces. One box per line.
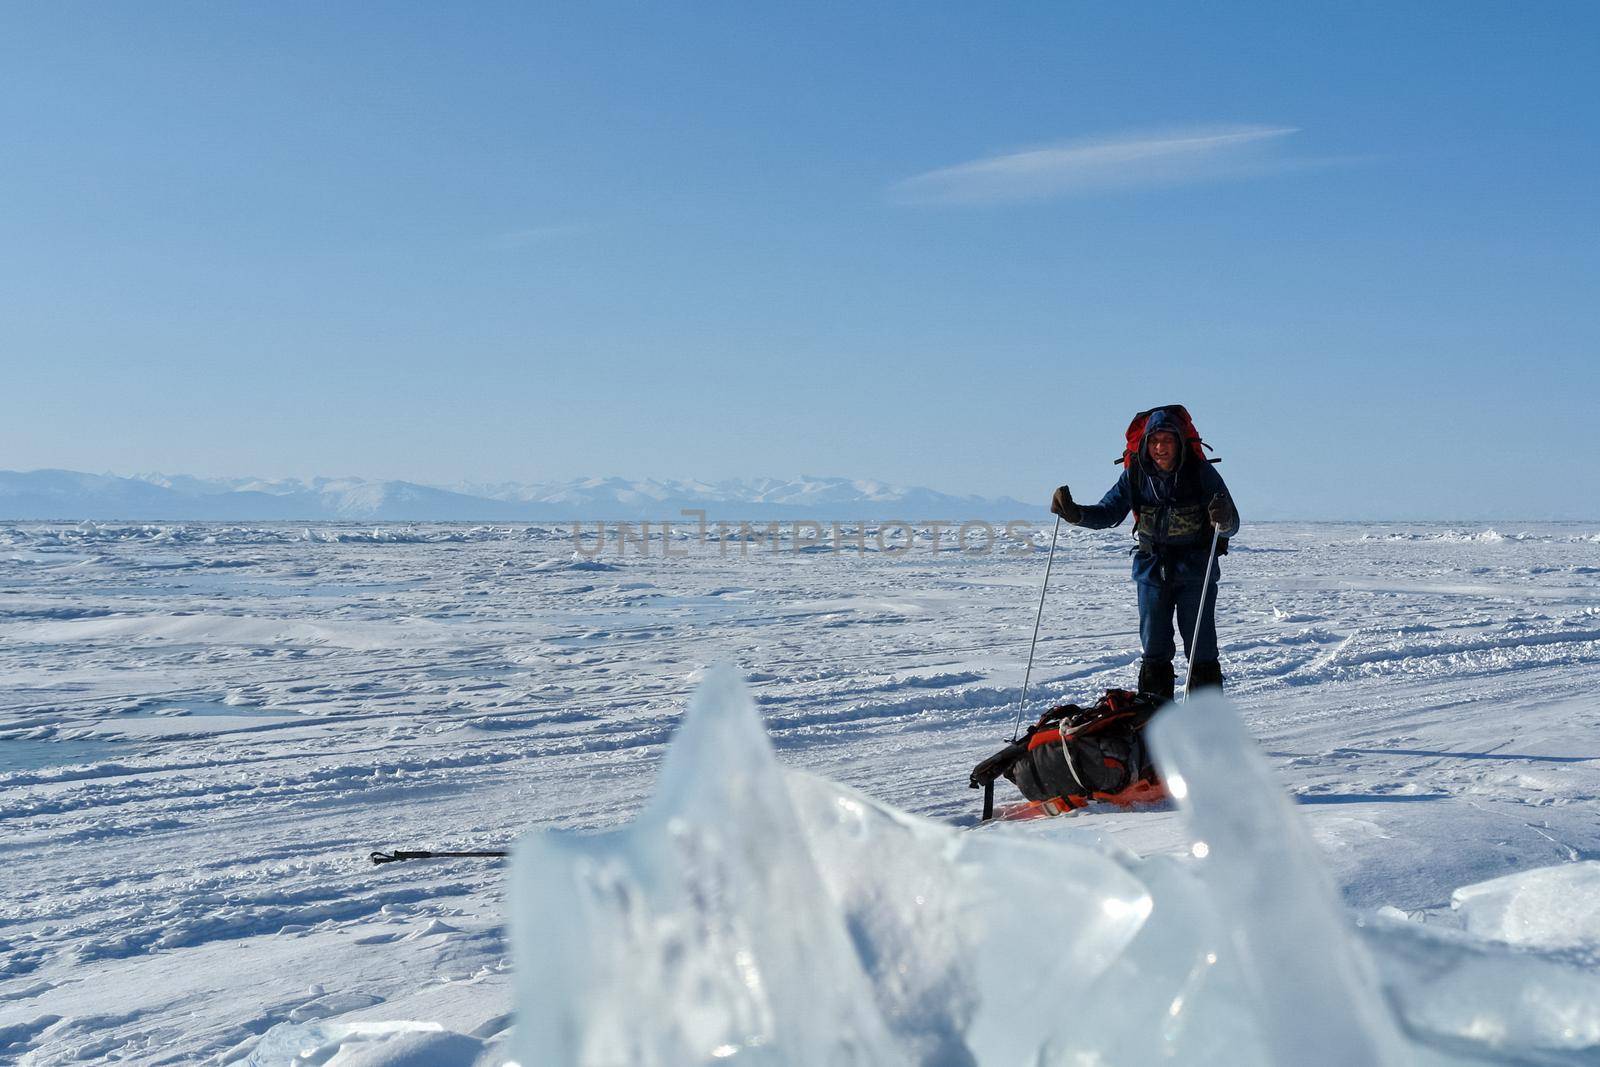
370, 849, 509, 865
1181, 526, 1223, 701
1008, 515, 1061, 742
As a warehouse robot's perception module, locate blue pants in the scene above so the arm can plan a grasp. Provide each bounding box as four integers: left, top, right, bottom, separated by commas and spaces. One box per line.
1137, 579, 1218, 665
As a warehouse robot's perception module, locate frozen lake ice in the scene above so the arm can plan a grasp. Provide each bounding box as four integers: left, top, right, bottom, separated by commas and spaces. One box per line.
2, 520, 1599, 1063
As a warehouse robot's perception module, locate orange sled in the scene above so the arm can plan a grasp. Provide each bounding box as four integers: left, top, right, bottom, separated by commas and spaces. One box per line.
992, 778, 1170, 822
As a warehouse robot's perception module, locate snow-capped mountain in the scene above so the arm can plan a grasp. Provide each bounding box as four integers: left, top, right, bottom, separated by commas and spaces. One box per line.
0, 469, 1039, 521
451, 475, 1031, 519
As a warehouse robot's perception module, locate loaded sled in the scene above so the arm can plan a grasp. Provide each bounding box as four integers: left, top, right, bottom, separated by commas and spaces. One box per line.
969, 689, 1168, 822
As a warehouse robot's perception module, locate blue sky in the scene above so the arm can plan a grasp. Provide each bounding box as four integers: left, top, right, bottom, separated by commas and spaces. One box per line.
3, 3, 1597, 518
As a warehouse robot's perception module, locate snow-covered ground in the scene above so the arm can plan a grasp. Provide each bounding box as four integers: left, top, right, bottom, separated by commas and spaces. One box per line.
2, 520, 1599, 1064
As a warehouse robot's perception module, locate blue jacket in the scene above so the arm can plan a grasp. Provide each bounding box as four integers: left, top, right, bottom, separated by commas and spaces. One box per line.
1075, 410, 1239, 586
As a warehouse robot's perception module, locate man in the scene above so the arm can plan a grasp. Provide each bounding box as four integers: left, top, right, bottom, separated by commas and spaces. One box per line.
1050, 409, 1239, 701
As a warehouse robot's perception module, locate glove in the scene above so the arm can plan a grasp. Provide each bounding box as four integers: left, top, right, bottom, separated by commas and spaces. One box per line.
1208, 493, 1233, 527
1050, 485, 1082, 523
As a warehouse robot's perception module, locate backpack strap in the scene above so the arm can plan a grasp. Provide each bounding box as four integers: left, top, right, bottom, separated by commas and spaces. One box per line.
1126, 453, 1143, 519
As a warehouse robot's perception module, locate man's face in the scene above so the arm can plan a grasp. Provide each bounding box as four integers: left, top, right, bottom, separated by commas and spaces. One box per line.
1148, 431, 1180, 472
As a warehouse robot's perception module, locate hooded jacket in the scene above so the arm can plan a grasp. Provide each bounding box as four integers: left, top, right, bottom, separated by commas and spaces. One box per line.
1073, 408, 1239, 585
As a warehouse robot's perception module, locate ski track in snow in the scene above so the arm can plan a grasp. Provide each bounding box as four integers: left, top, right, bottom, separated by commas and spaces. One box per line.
1, 520, 1598, 1063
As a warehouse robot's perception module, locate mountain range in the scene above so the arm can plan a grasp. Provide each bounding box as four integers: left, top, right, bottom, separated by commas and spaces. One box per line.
0, 469, 1040, 522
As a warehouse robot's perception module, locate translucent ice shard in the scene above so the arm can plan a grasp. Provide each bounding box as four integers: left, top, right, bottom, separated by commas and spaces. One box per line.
509, 666, 1151, 1067
511, 666, 904, 1066
1057, 852, 1273, 1064
1148, 691, 1409, 1066
785, 772, 1149, 1065
1362, 912, 1600, 1060
1451, 860, 1600, 950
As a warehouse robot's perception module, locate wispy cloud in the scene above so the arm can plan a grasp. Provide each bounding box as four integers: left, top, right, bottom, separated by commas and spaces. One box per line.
480, 224, 584, 250
891, 125, 1307, 205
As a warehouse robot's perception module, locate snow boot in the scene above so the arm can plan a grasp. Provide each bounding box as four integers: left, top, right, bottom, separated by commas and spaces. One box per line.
1188, 660, 1224, 692
1137, 658, 1175, 702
